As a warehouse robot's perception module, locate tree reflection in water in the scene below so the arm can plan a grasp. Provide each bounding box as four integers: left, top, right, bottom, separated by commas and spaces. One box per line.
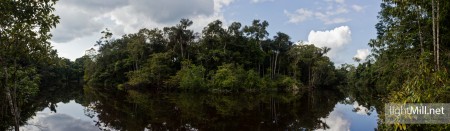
0, 83, 84, 130
1, 84, 381, 130
82, 86, 346, 131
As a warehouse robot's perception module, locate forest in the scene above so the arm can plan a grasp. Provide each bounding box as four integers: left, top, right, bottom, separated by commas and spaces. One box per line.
1, 0, 450, 130
81, 19, 342, 92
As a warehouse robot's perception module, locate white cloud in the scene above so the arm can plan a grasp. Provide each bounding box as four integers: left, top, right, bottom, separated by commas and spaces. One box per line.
354, 49, 370, 61
285, 5, 351, 24
128, 0, 214, 23
53, 0, 231, 39
23, 113, 99, 131
51, 0, 234, 60
307, 26, 352, 60
316, 110, 350, 131
351, 5, 364, 12
284, 9, 314, 23
51, 3, 104, 43
314, 12, 350, 25
106, 0, 220, 34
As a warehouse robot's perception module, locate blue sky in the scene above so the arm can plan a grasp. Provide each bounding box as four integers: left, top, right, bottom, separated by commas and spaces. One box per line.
51, 0, 381, 65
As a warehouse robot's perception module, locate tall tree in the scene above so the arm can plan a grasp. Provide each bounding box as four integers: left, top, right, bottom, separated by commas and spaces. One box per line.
243, 20, 269, 50
287, 44, 335, 88
164, 19, 194, 60
243, 20, 269, 75
271, 32, 292, 78
197, 20, 227, 71
0, 0, 59, 130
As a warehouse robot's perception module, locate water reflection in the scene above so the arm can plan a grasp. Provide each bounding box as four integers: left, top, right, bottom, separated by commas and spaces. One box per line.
82, 86, 357, 130
0, 83, 84, 130
2, 84, 380, 130
23, 112, 98, 131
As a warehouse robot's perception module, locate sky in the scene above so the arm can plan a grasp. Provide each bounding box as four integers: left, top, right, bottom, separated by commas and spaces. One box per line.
50, 0, 381, 65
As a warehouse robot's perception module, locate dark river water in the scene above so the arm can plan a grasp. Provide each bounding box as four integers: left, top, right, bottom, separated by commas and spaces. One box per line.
5, 85, 379, 130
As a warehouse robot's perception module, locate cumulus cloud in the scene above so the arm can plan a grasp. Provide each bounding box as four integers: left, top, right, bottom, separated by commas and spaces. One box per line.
50, 0, 234, 60
354, 49, 370, 61
51, 0, 232, 43
108, 0, 230, 35
316, 110, 350, 131
51, 3, 103, 43
60, 0, 128, 12
23, 113, 99, 131
307, 26, 351, 60
127, 0, 214, 23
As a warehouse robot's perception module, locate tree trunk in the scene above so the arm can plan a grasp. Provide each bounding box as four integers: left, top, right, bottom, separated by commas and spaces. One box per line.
269, 54, 273, 79
258, 63, 261, 76
274, 52, 279, 79
436, 0, 440, 71
432, 0, 437, 70
223, 42, 227, 55
308, 65, 311, 87
4, 67, 20, 131
180, 40, 184, 59
416, 4, 424, 54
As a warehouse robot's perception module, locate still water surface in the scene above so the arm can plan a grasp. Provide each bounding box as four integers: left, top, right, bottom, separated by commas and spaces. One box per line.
17, 86, 378, 131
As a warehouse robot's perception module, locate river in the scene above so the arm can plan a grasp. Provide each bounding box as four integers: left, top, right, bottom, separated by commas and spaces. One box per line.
2, 85, 379, 130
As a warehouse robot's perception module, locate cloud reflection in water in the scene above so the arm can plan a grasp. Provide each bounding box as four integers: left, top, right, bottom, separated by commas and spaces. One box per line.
23, 113, 99, 131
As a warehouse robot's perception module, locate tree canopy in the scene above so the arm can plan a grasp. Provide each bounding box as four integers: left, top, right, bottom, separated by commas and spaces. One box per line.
83, 19, 341, 92
344, 0, 450, 130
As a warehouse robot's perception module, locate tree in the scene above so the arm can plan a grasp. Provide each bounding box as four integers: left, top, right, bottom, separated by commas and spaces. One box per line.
168, 61, 207, 90
84, 19, 341, 91
164, 19, 194, 60
243, 20, 269, 75
126, 29, 149, 71
270, 32, 292, 78
127, 52, 175, 88
287, 44, 335, 88
365, 0, 449, 91
243, 20, 269, 50
0, 0, 59, 130
354, 1, 450, 129
197, 20, 228, 72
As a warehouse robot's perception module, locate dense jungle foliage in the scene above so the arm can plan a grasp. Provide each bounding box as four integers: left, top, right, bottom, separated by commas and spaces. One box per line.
344, 0, 450, 130
82, 19, 342, 92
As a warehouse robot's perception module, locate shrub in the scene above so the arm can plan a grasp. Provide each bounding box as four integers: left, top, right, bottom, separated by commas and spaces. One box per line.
276, 75, 301, 91
166, 61, 207, 90
178, 62, 207, 90
210, 64, 239, 91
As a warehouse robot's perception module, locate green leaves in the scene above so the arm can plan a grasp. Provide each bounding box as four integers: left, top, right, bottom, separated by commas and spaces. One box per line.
170, 61, 207, 90
210, 64, 240, 91
351, 0, 450, 130
287, 44, 337, 87
85, 19, 341, 91
127, 52, 175, 87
